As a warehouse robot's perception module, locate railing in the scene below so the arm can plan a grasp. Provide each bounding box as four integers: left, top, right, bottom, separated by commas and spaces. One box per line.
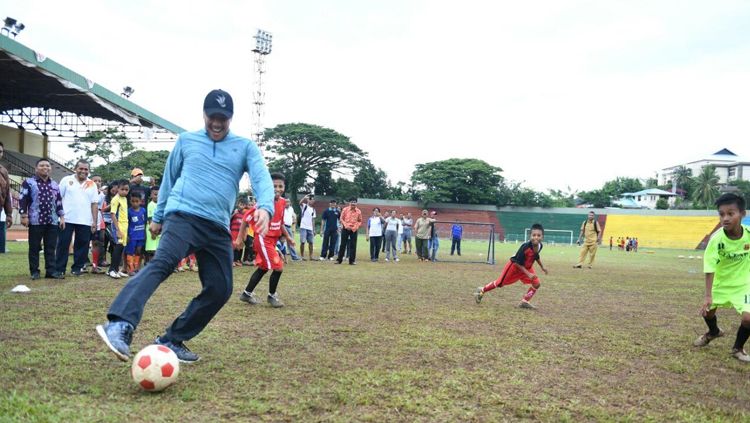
2, 153, 35, 178
47, 150, 72, 171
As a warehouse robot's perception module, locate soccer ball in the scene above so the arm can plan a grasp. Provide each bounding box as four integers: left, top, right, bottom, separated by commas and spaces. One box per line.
131, 344, 180, 392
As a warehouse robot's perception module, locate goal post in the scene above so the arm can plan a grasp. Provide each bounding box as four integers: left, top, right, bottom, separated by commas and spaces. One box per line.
425, 221, 496, 265
524, 228, 574, 245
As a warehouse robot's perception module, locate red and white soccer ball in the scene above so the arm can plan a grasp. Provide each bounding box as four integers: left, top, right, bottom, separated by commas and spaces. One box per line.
131, 344, 180, 392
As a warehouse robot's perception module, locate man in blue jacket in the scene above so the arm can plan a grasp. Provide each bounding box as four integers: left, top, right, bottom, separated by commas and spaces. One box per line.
97, 89, 274, 363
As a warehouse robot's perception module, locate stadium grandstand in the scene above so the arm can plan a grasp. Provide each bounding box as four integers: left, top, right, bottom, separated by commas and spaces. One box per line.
0, 34, 185, 223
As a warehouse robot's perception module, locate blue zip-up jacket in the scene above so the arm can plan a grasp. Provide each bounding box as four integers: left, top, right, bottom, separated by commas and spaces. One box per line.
153, 129, 274, 230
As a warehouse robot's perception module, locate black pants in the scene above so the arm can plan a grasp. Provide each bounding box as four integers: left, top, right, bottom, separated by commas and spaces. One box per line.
337, 229, 358, 264
107, 212, 233, 343
55, 223, 92, 273
451, 237, 461, 255
243, 236, 255, 262
28, 224, 58, 276
320, 229, 338, 258
369, 236, 382, 260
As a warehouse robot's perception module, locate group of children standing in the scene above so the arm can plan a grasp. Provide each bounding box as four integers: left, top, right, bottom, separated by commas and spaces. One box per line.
94, 179, 162, 279
610, 236, 639, 252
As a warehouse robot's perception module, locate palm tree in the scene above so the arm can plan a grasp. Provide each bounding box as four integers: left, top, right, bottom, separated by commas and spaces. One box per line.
672, 165, 693, 193
691, 165, 720, 209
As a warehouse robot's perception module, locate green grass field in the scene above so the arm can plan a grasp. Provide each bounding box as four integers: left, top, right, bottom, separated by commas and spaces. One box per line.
1, 238, 749, 422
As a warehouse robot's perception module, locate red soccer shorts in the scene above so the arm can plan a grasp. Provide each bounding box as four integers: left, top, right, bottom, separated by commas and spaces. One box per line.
495, 261, 537, 287
254, 234, 284, 271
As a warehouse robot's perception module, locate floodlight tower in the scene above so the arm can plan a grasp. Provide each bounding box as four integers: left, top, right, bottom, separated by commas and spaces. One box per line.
252, 29, 272, 146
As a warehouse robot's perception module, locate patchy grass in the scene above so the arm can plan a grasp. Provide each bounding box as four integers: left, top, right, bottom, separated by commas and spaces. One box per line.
1, 240, 748, 422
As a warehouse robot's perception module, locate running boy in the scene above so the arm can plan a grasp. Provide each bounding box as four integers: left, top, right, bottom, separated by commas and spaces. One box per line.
108, 180, 130, 279
235, 173, 294, 308
694, 193, 750, 362
474, 223, 548, 309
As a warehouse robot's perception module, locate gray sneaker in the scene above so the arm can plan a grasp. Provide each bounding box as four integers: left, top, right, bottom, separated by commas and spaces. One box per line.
96, 321, 134, 361
519, 300, 536, 309
693, 330, 725, 347
732, 348, 750, 362
474, 287, 484, 304
268, 293, 284, 308
239, 291, 260, 305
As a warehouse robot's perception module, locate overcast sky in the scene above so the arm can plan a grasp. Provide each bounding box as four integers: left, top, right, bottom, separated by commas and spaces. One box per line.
5, 0, 750, 192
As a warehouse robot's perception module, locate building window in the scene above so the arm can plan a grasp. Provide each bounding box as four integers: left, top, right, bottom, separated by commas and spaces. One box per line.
729, 167, 737, 180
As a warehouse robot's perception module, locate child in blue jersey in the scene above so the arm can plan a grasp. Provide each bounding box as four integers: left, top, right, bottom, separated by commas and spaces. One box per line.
125, 195, 147, 275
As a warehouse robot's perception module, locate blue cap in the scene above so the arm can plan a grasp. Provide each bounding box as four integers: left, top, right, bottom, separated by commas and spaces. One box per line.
203, 89, 234, 118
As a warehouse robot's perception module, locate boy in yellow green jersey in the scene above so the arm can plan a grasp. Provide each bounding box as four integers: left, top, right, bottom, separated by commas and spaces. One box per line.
695, 193, 750, 362
145, 187, 161, 263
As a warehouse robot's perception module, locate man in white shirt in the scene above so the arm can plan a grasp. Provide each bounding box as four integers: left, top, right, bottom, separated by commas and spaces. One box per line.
298, 195, 316, 260
283, 198, 301, 261
55, 159, 99, 276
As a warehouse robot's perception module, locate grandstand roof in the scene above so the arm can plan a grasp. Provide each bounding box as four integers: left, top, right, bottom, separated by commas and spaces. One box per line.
0, 35, 185, 134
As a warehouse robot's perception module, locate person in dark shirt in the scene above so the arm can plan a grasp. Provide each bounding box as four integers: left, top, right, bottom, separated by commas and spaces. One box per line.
474, 223, 549, 309
18, 158, 65, 280
319, 199, 340, 260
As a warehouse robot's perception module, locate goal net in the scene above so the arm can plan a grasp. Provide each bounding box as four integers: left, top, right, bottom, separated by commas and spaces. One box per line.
523, 228, 574, 245
405, 221, 496, 264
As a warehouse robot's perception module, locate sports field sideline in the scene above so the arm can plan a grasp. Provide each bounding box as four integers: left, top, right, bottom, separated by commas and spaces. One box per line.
1, 240, 748, 421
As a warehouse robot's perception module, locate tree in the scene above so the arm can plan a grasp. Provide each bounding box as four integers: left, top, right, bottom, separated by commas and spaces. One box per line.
264, 123, 367, 205
672, 165, 693, 197
497, 182, 552, 207
547, 187, 578, 208
730, 179, 750, 206
578, 189, 611, 208
643, 176, 659, 188
410, 158, 504, 205
68, 129, 135, 167
313, 167, 335, 197
602, 177, 643, 198
691, 165, 720, 209
354, 160, 392, 199
92, 150, 170, 184
655, 197, 669, 210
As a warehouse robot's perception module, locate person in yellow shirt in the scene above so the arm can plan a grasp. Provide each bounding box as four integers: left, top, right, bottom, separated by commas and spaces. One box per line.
574, 211, 602, 269
108, 180, 130, 279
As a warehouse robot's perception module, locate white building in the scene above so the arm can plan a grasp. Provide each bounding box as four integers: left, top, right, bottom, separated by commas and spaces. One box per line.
614, 188, 679, 209
659, 148, 750, 186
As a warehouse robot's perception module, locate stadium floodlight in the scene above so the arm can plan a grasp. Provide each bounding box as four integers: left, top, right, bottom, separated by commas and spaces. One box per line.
121, 86, 135, 98
253, 29, 272, 55
2, 17, 23, 38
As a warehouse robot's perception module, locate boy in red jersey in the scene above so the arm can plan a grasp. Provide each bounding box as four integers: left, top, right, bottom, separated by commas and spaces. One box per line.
474, 223, 548, 309
234, 173, 294, 308
230, 199, 248, 267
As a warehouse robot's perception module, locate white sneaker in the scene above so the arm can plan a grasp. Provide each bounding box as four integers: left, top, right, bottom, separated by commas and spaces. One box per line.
385, 258, 389, 262
329, 257, 335, 261
118, 271, 129, 278
395, 258, 400, 262
319, 257, 325, 261
107, 270, 121, 279
733, 348, 750, 362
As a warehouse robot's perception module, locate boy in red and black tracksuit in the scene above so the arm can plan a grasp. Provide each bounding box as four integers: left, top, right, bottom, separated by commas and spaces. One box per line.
474, 223, 549, 309
230, 199, 247, 266
235, 173, 294, 308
